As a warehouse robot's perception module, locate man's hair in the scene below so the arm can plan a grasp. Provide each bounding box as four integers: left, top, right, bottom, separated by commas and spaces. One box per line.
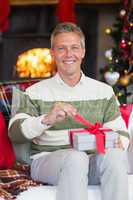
51, 22, 85, 48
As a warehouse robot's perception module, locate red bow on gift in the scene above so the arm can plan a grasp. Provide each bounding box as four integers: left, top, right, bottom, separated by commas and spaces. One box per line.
70, 114, 112, 154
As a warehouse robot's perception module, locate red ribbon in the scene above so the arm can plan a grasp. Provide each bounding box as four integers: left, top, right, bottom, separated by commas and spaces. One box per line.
70, 113, 112, 154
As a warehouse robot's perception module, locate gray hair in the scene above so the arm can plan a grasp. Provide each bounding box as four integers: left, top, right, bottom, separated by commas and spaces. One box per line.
51, 22, 85, 49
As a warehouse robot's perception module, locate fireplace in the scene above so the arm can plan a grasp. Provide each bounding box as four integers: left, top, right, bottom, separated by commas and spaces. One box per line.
0, 5, 98, 81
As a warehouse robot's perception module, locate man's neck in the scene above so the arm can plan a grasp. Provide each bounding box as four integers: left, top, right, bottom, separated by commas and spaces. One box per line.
59, 72, 81, 87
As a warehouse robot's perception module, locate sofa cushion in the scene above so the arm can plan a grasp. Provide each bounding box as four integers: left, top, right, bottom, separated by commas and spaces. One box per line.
0, 112, 15, 169
16, 175, 133, 200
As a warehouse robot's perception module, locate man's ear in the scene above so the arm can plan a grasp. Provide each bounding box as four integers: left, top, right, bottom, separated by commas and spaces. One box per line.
81, 48, 86, 59
50, 48, 54, 59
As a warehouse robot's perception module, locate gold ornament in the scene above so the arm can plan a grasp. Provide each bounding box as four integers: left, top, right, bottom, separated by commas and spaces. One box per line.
119, 74, 130, 86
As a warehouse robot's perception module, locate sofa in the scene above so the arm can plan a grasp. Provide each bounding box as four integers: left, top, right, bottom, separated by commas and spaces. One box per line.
0, 79, 133, 200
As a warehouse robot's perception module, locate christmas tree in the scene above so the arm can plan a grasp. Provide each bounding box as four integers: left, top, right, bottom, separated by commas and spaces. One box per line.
101, 0, 133, 104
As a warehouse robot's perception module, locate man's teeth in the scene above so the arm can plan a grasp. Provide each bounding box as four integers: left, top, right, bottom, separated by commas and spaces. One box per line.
64, 60, 74, 64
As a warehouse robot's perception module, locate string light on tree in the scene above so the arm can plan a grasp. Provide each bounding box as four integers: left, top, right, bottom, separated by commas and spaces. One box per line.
105, 28, 112, 35
105, 49, 113, 61
120, 9, 126, 17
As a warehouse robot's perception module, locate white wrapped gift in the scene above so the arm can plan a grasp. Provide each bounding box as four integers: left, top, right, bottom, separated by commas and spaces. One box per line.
72, 131, 118, 151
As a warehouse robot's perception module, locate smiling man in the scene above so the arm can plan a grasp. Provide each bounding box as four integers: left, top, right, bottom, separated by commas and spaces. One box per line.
50, 30, 85, 86
9, 22, 129, 200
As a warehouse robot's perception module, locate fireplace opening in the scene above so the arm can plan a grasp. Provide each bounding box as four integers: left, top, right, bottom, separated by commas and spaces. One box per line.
15, 48, 56, 78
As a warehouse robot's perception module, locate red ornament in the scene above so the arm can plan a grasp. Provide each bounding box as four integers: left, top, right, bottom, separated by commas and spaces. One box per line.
119, 39, 128, 49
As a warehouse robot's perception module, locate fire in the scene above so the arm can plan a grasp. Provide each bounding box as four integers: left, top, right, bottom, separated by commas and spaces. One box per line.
16, 48, 56, 78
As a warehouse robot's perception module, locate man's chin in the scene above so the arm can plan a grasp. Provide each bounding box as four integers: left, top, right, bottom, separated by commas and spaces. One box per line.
65, 68, 77, 75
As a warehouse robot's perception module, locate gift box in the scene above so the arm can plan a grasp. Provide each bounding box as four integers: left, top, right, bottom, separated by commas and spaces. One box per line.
72, 131, 118, 151
70, 113, 118, 154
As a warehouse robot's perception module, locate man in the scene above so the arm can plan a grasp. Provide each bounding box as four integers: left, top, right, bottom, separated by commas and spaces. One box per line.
9, 22, 129, 200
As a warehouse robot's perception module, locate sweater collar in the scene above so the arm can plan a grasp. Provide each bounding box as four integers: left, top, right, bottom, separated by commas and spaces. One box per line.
54, 72, 86, 87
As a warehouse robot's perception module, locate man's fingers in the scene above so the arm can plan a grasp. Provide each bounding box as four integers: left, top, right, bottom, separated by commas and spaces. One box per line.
114, 137, 124, 150
56, 110, 66, 118
54, 102, 77, 117
42, 102, 77, 125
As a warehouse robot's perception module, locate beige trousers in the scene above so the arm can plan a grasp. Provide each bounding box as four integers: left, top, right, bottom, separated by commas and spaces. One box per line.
31, 148, 128, 200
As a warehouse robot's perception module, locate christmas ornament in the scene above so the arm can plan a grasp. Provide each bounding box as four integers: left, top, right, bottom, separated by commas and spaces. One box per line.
119, 39, 128, 49
104, 71, 120, 86
119, 74, 130, 86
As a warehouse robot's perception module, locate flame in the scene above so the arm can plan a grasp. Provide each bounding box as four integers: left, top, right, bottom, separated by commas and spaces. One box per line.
16, 48, 56, 78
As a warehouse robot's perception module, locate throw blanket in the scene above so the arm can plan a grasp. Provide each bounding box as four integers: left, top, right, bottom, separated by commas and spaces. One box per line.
0, 163, 42, 200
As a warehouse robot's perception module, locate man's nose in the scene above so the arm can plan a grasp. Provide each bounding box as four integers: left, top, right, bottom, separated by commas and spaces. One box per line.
65, 48, 73, 56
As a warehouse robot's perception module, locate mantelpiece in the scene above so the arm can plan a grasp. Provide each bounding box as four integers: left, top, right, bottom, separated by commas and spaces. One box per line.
9, 0, 121, 6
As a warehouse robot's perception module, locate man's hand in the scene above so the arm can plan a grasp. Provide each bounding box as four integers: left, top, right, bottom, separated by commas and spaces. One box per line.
41, 102, 77, 126
114, 136, 124, 150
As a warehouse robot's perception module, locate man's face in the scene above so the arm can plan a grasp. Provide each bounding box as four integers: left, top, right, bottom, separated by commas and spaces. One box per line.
51, 32, 85, 77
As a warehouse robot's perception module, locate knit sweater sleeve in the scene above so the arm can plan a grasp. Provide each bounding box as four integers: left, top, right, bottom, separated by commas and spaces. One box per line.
8, 90, 50, 143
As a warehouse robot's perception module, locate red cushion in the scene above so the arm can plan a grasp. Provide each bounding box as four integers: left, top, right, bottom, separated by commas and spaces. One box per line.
120, 104, 133, 128
0, 112, 16, 169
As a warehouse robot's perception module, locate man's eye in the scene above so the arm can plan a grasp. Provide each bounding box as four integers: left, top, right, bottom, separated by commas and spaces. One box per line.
72, 46, 80, 51
57, 47, 65, 51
